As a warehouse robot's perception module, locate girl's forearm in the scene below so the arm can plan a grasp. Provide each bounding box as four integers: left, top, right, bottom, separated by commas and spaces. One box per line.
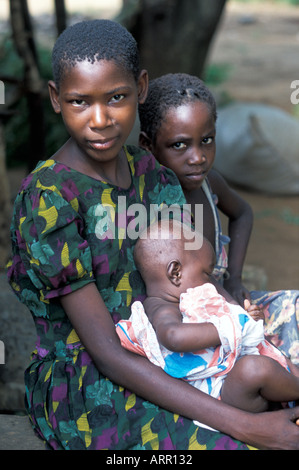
100, 345, 299, 450
97, 339, 250, 439
227, 208, 253, 279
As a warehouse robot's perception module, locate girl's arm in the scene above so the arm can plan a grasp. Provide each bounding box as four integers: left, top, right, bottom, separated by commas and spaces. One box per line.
208, 170, 253, 304
60, 282, 299, 450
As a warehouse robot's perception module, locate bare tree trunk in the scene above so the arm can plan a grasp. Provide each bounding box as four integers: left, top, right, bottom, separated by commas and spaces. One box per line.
10, 0, 46, 171
54, 0, 67, 36
120, 0, 227, 79
0, 121, 12, 269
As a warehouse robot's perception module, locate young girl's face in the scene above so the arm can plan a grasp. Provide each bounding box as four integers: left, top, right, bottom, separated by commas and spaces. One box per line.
151, 101, 216, 192
49, 59, 147, 166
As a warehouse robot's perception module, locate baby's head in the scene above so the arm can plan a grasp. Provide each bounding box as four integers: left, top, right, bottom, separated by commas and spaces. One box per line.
52, 19, 140, 89
139, 73, 217, 146
134, 220, 215, 297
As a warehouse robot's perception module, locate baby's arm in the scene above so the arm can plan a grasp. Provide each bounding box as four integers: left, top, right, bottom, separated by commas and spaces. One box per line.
144, 297, 220, 352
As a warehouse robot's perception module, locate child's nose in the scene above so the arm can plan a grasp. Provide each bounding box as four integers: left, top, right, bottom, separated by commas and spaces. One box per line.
187, 148, 206, 165
90, 104, 111, 129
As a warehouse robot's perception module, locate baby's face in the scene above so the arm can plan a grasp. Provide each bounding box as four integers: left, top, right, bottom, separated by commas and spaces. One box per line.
182, 238, 216, 290
152, 101, 216, 192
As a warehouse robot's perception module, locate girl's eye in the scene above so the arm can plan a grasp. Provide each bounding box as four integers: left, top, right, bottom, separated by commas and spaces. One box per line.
111, 94, 125, 103
71, 99, 86, 106
202, 136, 214, 145
172, 142, 187, 150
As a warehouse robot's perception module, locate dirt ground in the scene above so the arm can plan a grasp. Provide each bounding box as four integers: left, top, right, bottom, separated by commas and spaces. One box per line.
6, 1, 299, 292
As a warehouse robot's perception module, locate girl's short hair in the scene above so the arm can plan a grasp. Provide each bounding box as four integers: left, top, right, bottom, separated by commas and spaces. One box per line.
139, 73, 217, 144
52, 19, 140, 87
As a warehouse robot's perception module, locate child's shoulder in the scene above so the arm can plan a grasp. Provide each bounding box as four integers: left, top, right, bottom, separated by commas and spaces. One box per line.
126, 144, 173, 177
126, 144, 157, 167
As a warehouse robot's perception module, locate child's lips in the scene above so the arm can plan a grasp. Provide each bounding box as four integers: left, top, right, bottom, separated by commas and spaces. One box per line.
88, 137, 117, 150
186, 171, 206, 181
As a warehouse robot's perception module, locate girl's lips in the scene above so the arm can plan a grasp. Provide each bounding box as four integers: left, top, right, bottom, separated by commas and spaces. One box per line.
88, 137, 117, 150
186, 172, 206, 181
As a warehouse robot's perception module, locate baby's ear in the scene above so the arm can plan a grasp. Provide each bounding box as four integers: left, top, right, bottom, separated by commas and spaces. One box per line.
167, 260, 182, 287
139, 131, 153, 152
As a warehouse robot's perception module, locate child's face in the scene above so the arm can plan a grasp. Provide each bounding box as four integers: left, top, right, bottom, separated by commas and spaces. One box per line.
49, 60, 147, 165
152, 102, 216, 192
182, 239, 216, 291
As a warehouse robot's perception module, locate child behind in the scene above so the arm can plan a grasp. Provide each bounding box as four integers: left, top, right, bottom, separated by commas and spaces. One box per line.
116, 220, 299, 422
138, 73, 299, 365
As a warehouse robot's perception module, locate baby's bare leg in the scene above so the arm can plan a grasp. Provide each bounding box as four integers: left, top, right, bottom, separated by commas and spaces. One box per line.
221, 355, 299, 413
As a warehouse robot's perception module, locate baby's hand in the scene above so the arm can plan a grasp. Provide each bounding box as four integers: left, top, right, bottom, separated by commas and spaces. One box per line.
244, 299, 265, 322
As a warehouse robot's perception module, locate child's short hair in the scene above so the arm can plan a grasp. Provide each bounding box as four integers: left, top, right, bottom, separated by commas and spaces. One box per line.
52, 19, 140, 88
139, 73, 217, 144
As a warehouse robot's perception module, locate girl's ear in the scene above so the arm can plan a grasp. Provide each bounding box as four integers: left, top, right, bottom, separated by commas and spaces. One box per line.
137, 69, 149, 105
48, 80, 61, 114
166, 260, 182, 287
139, 131, 153, 152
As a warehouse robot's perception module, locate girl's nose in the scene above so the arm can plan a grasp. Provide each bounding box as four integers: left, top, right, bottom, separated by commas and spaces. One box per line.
90, 104, 111, 129
187, 148, 206, 165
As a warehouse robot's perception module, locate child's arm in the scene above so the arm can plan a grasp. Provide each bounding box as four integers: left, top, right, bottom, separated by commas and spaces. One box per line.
208, 170, 253, 305
60, 283, 299, 450
144, 297, 221, 352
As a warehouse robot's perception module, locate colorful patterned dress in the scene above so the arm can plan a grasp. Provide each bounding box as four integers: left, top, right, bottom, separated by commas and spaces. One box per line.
7, 146, 252, 450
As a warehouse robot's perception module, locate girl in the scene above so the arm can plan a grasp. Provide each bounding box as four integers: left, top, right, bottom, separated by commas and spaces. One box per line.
7, 21, 299, 450
138, 73, 299, 365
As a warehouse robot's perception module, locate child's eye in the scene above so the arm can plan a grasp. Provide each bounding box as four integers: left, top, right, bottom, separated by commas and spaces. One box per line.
204, 271, 213, 278
71, 99, 86, 107
202, 137, 214, 145
171, 142, 187, 150
110, 94, 125, 103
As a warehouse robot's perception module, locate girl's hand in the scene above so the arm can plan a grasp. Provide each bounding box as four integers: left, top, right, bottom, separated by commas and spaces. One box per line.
244, 299, 265, 322
223, 277, 251, 306
240, 407, 299, 450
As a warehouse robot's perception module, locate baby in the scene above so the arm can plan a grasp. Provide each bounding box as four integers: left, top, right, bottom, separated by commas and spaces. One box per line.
116, 220, 299, 421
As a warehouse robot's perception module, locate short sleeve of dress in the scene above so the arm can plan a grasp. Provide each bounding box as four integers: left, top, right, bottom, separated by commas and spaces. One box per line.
12, 187, 94, 300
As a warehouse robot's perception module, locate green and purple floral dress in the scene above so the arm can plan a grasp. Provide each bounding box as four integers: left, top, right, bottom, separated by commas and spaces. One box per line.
7, 145, 252, 450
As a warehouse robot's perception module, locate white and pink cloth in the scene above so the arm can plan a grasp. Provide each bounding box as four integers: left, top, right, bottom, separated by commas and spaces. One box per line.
116, 283, 288, 399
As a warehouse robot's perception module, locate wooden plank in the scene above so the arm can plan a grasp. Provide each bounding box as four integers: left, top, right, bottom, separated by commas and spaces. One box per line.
0, 414, 46, 450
